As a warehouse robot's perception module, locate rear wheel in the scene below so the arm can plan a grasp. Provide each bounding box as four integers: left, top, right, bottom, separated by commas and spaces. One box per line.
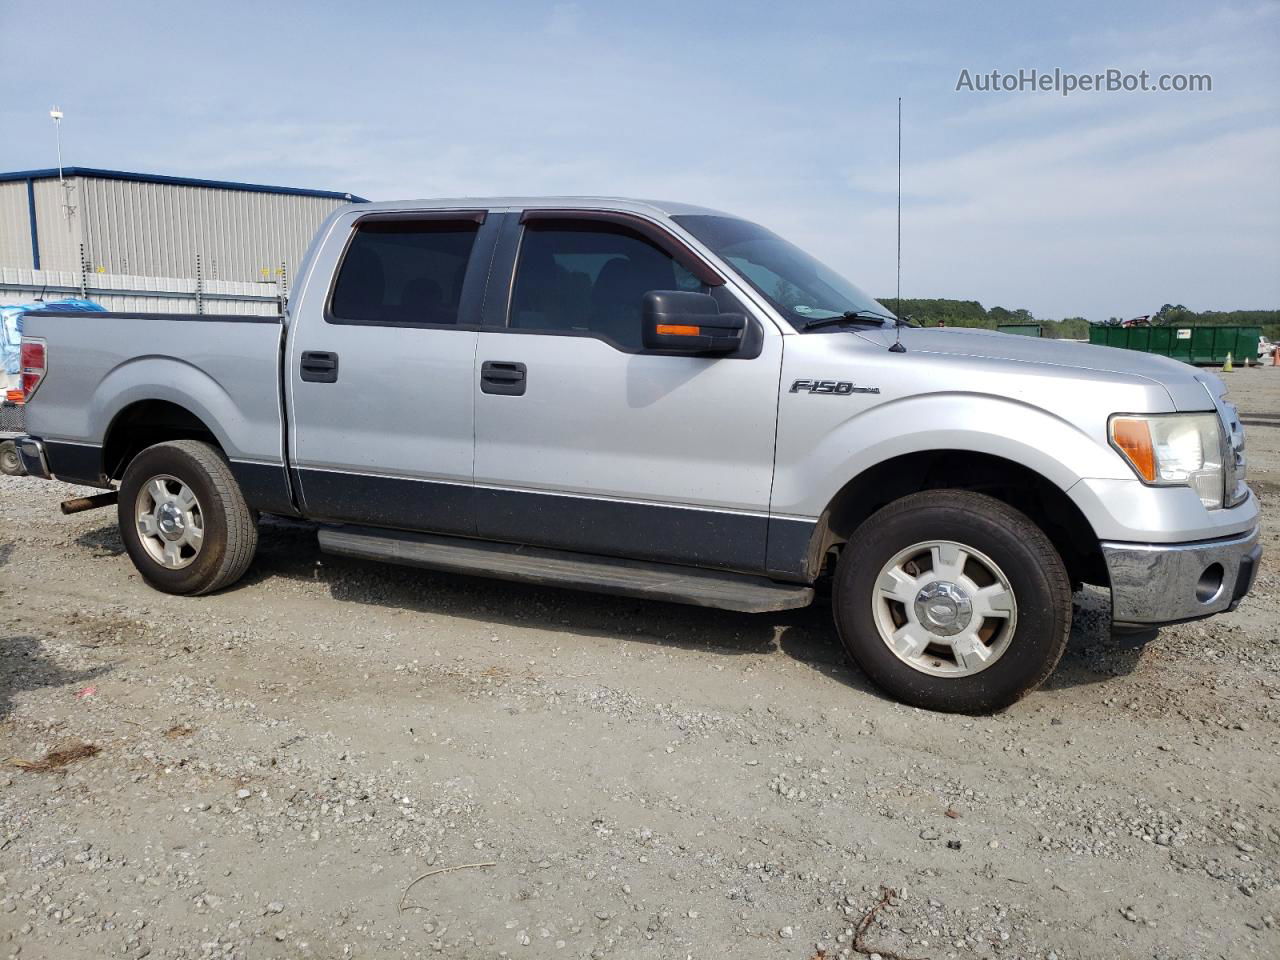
0, 439, 24, 477
833, 490, 1071, 713
118, 440, 257, 595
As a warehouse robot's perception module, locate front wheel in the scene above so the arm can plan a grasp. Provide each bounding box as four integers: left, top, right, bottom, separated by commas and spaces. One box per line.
118, 439, 258, 595
833, 490, 1071, 713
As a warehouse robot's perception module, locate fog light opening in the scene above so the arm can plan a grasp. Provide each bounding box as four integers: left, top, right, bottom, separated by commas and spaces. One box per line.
1196, 563, 1225, 604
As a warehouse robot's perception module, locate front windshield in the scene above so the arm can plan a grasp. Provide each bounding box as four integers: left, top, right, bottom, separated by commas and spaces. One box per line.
673, 215, 895, 329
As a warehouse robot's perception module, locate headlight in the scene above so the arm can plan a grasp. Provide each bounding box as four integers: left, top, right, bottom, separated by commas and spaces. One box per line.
1109, 413, 1224, 509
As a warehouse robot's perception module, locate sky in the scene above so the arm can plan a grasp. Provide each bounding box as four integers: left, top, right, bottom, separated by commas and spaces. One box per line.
1, 0, 1277, 321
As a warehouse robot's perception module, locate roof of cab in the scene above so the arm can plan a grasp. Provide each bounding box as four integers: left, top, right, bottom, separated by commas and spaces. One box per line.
338, 196, 733, 218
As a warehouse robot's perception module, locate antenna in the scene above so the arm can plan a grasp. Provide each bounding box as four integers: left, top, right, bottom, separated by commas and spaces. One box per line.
889, 96, 906, 353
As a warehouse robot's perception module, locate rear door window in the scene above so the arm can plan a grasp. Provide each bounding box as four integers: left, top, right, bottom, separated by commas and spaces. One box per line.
329, 218, 481, 326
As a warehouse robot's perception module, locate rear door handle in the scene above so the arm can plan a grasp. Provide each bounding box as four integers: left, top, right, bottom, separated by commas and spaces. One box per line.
300, 350, 339, 383
481, 360, 527, 396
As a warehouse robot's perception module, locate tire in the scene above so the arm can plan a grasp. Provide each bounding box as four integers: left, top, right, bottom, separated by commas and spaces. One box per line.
833, 490, 1071, 713
117, 439, 258, 595
0, 439, 24, 477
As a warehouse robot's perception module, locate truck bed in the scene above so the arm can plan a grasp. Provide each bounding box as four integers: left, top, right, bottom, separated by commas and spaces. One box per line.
19, 310, 288, 505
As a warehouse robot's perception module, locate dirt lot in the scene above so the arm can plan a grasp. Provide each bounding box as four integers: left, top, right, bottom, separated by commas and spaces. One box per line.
1, 370, 1277, 960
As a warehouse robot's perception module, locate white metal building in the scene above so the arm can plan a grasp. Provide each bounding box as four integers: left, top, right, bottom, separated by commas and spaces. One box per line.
0, 168, 364, 314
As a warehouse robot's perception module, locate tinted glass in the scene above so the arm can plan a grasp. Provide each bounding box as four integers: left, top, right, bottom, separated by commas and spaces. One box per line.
673, 215, 892, 329
509, 223, 706, 348
330, 219, 479, 326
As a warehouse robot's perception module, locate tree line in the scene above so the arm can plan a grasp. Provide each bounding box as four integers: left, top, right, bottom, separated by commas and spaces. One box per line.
878, 299, 1279, 341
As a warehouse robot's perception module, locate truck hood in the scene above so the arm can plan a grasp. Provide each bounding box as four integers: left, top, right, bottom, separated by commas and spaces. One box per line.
851, 326, 1216, 411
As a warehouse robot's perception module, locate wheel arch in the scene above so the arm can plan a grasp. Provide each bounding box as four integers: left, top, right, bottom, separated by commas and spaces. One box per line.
87, 353, 275, 473
103, 399, 225, 481
805, 449, 1109, 590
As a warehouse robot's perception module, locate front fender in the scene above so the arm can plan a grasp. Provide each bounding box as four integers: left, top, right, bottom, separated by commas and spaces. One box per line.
771, 392, 1131, 519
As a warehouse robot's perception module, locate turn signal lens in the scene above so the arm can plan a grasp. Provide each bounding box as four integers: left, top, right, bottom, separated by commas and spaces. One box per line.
1110, 417, 1156, 482
655, 324, 701, 336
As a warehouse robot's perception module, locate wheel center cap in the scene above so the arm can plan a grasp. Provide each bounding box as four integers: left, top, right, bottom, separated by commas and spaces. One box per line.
157, 502, 185, 538
914, 581, 972, 636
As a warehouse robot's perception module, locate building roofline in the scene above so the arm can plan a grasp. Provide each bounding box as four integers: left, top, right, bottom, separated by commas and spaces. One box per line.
0, 166, 367, 202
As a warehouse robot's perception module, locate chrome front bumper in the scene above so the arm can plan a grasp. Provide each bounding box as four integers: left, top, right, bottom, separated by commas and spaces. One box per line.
15, 436, 52, 480
1102, 526, 1262, 627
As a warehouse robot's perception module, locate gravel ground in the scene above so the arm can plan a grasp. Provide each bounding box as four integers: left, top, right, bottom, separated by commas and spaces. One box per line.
1, 369, 1277, 960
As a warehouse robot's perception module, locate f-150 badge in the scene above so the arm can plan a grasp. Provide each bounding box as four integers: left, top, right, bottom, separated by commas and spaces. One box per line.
789, 379, 880, 395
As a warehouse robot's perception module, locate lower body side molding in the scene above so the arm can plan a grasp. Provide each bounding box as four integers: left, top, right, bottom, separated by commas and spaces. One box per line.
317, 526, 814, 613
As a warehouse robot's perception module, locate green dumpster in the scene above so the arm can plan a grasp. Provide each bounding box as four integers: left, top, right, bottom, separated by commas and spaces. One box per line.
996, 323, 1042, 337
1088, 325, 1260, 366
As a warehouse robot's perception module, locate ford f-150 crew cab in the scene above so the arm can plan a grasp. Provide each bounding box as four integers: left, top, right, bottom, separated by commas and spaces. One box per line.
14, 197, 1261, 712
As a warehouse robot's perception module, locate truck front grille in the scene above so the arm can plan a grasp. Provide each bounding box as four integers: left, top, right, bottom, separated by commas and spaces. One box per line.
1221, 400, 1248, 507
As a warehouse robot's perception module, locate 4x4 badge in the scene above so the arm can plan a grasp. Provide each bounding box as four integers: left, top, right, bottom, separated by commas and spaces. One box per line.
789, 379, 880, 395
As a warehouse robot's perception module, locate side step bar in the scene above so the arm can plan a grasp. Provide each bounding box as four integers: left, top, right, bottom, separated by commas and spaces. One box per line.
317, 526, 814, 614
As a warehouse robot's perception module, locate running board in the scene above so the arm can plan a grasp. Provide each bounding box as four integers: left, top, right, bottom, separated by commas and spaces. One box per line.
317, 527, 814, 613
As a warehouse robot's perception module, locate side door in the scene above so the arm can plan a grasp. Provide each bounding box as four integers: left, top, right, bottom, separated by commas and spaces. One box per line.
472, 209, 784, 573
287, 210, 496, 534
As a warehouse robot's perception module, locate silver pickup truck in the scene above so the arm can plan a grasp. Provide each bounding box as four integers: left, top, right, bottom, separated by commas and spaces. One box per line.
14, 197, 1261, 712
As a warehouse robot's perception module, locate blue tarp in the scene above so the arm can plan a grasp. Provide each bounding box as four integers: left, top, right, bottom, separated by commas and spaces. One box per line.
2, 299, 105, 375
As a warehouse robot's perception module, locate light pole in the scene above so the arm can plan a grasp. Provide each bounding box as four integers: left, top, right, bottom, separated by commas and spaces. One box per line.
49, 107, 75, 222
49, 107, 64, 182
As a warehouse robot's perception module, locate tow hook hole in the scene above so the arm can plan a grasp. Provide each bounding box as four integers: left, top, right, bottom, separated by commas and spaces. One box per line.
1196, 563, 1225, 604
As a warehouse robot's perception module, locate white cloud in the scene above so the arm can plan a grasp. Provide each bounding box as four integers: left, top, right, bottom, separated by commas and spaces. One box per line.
0, 0, 1276, 320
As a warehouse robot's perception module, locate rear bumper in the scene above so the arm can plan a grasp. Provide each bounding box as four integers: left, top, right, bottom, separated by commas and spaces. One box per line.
1103, 526, 1262, 627
15, 436, 51, 480
13, 434, 110, 487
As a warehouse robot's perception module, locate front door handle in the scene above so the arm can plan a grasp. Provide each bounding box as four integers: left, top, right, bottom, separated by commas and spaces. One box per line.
481, 360, 527, 396
300, 350, 339, 383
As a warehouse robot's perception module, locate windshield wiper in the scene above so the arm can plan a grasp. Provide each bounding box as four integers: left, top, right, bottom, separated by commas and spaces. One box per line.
801, 310, 899, 331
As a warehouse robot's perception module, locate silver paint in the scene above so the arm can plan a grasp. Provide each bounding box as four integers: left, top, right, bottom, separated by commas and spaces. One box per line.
19, 195, 1262, 631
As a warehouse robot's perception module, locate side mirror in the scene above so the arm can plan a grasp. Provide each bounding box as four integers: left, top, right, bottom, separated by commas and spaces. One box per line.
641, 291, 746, 354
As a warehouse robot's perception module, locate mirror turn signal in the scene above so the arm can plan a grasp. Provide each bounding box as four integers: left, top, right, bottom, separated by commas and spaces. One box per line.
642, 291, 745, 354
